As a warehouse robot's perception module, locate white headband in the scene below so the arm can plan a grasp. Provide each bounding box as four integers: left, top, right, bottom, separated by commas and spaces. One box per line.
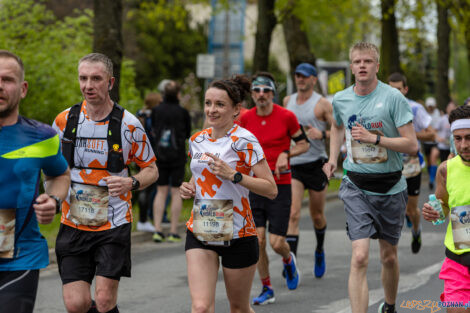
450, 119, 470, 132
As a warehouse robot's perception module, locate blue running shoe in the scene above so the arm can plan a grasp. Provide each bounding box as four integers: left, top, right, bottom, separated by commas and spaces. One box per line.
283, 252, 301, 290
252, 286, 275, 305
314, 250, 326, 278
405, 215, 412, 228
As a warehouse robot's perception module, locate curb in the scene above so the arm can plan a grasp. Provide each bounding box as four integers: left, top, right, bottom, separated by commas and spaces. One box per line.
48, 191, 340, 264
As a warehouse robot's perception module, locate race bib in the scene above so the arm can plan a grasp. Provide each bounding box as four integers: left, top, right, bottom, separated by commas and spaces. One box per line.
69, 183, 109, 226
450, 205, 470, 250
192, 199, 233, 245
346, 129, 388, 164
402, 155, 421, 178
0, 209, 15, 259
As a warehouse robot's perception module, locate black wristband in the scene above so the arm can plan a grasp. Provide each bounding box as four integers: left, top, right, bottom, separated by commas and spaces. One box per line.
321, 130, 326, 140
283, 150, 290, 159
374, 134, 381, 145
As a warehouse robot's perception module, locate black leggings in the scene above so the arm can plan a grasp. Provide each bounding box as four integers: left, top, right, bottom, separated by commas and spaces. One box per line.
0, 269, 39, 313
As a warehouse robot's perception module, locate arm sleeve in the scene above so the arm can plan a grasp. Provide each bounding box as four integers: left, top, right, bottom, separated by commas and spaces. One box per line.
127, 117, 156, 168
235, 133, 265, 167
332, 98, 343, 126
41, 134, 68, 177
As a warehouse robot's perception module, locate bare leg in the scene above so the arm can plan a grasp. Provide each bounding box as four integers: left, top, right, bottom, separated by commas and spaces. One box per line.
169, 187, 182, 234
153, 185, 169, 232
62, 281, 92, 313
379, 239, 399, 306
255, 227, 269, 279
94, 276, 119, 312
224, 264, 257, 313
349, 238, 370, 313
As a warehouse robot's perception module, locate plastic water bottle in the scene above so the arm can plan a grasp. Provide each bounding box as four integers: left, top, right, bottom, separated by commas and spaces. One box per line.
429, 194, 446, 225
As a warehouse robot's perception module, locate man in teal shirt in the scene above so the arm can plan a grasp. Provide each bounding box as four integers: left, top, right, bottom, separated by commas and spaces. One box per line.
323, 42, 418, 313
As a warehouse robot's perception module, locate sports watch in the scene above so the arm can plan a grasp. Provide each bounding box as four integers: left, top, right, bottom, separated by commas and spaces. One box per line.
49, 194, 62, 214
131, 176, 140, 190
232, 172, 243, 184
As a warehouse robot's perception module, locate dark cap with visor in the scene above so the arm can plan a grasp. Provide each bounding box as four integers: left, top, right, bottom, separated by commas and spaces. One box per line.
295, 63, 317, 77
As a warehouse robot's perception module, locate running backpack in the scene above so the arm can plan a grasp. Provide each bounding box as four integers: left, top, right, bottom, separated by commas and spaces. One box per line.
155, 126, 179, 162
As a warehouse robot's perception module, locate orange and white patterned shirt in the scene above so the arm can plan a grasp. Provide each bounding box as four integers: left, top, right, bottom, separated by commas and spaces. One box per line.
186, 124, 265, 239
52, 101, 156, 231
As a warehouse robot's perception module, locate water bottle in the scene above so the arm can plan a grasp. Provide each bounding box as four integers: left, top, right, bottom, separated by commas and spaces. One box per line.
428, 194, 446, 225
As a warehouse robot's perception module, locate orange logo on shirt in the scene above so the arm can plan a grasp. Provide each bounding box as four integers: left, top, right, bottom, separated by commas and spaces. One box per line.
197, 168, 222, 197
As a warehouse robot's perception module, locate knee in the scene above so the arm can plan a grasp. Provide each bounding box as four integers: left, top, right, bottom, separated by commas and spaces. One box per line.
381, 252, 398, 268
192, 301, 213, 313
63, 296, 90, 313
270, 239, 285, 254
351, 251, 369, 269
257, 236, 266, 250
95, 290, 116, 312
289, 210, 300, 226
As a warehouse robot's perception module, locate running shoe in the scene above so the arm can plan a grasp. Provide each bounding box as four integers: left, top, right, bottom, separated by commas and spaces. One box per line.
137, 221, 156, 232
283, 252, 301, 290
411, 231, 421, 254
405, 215, 412, 228
378, 302, 397, 313
152, 231, 165, 243
252, 286, 275, 305
314, 250, 326, 278
167, 233, 181, 243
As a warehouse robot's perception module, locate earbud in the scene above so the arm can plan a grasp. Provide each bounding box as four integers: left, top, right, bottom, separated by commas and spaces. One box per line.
108, 81, 112, 91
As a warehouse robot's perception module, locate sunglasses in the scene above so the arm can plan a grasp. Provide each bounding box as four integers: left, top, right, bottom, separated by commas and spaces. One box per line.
252, 87, 273, 93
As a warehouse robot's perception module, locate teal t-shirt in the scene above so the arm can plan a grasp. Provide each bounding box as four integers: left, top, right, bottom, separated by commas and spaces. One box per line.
332, 81, 413, 195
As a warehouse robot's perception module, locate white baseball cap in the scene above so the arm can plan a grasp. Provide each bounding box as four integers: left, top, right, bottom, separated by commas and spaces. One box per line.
425, 97, 436, 107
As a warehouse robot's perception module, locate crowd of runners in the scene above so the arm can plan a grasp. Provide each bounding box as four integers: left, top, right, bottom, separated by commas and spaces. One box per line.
1, 41, 469, 313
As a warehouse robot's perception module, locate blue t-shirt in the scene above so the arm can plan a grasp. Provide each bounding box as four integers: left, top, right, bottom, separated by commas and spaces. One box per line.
0, 116, 68, 271
332, 81, 413, 195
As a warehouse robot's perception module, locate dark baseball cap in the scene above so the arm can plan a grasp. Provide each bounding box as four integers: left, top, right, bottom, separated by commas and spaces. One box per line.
295, 63, 317, 77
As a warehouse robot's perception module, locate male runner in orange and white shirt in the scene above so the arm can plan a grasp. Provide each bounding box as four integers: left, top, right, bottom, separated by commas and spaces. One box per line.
52, 53, 158, 313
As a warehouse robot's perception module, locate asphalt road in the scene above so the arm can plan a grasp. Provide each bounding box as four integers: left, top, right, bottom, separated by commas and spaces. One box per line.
36, 185, 448, 313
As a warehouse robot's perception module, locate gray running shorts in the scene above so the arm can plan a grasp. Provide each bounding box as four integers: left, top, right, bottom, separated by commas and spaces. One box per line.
338, 178, 407, 245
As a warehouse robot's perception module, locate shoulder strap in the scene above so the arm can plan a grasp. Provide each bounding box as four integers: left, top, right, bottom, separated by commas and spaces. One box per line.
62, 102, 83, 169
106, 103, 125, 172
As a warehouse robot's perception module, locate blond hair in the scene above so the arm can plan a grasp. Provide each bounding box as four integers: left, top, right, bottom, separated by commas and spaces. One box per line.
349, 42, 380, 63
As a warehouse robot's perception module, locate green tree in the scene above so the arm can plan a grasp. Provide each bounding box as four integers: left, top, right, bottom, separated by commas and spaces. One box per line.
380, 0, 401, 80
252, 0, 277, 73
0, 0, 141, 123
125, 0, 207, 93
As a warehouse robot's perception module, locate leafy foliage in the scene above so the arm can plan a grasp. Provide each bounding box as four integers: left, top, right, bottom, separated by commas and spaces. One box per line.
0, 0, 141, 123
125, 0, 208, 93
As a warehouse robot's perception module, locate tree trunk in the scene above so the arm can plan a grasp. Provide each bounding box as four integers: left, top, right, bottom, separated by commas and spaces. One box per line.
282, 2, 315, 86
380, 0, 400, 80
252, 0, 277, 73
436, 0, 451, 111
93, 0, 123, 103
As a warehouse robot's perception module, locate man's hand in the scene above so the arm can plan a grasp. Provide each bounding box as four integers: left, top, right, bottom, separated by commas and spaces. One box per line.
274, 152, 289, 180
422, 202, 441, 222
305, 125, 322, 140
33, 194, 57, 224
322, 161, 337, 179
351, 122, 376, 143
103, 176, 132, 197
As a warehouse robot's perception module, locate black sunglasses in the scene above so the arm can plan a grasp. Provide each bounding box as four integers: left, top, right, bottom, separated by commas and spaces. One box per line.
252, 87, 273, 93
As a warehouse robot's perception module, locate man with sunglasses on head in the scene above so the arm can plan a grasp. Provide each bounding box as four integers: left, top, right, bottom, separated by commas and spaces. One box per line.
283, 63, 333, 278
239, 72, 309, 305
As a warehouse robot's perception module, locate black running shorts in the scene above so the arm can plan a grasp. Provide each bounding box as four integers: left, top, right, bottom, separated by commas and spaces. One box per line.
291, 159, 328, 191
0, 269, 39, 313
406, 172, 421, 196
55, 223, 132, 284
185, 230, 259, 269
250, 184, 291, 236
156, 165, 185, 187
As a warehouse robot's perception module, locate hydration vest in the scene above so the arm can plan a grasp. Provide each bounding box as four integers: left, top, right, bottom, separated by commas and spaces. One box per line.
61, 102, 126, 173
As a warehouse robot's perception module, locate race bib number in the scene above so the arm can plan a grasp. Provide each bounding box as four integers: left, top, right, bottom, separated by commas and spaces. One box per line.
0, 209, 15, 259
346, 129, 388, 164
192, 199, 233, 244
69, 183, 109, 226
402, 155, 421, 178
450, 205, 470, 250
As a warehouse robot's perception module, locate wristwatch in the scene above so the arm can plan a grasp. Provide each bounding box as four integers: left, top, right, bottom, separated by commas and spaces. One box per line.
49, 195, 62, 214
131, 176, 140, 190
232, 172, 243, 184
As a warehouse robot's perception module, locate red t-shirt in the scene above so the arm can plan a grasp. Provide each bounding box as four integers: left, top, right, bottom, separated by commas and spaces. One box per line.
239, 104, 300, 184
234, 107, 249, 125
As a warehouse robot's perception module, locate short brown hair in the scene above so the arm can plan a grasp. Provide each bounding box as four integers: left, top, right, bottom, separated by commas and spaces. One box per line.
349, 42, 380, 63
144, 92, 162, 109
78, 53, 113, 76
0, 50, 25, 81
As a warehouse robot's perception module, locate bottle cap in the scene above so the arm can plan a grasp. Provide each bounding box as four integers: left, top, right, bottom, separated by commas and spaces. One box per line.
429, 194, 437, 201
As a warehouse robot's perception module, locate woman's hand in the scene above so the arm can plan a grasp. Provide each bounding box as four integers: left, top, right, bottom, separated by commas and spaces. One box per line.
180, 181, 196, 199
205, 152, 236, 181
